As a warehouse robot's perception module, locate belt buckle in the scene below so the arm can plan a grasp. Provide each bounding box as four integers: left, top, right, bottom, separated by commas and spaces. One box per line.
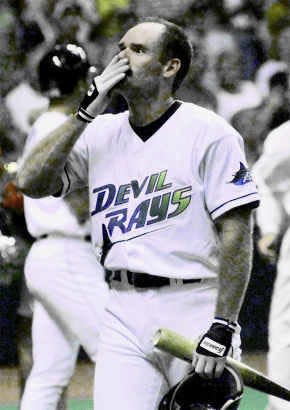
169, 278, 183, 288
110, 270, 122, 282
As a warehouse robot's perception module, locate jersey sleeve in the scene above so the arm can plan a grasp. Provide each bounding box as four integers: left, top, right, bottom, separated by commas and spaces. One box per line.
56, 112, 122, 196
57, 132, 89, 196
203, 133, 260, 220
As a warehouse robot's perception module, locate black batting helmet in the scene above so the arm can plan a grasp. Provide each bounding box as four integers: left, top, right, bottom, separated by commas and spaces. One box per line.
159, 364, 243, 410
38, 43, 90, 97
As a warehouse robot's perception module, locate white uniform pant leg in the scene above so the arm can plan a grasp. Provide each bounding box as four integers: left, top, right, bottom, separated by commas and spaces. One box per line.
93, 288, 171, 410
25, 237, 108, 361
20, 300, 79, 410
94, 280, 240, 410
267, 255, 290, 410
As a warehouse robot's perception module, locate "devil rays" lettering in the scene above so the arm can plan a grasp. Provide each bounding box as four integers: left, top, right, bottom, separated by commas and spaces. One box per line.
91, 170, 192, 236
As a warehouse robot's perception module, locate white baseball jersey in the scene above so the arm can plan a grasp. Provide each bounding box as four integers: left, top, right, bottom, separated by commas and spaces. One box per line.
60, 102, 259, 279
5, 82, 49, 133
22, 111, 90, 238
252, 118, 290, 410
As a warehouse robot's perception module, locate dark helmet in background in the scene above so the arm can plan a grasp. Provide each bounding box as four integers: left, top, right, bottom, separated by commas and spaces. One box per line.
159, 364, 244, 410
38, 43, 90, 97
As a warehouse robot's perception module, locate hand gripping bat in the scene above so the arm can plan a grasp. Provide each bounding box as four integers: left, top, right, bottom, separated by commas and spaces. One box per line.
153, 328, 290, 402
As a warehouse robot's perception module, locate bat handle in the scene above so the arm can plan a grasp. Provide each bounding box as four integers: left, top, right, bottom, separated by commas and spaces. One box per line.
153, 328, 290, 402
153, 328, 195, 362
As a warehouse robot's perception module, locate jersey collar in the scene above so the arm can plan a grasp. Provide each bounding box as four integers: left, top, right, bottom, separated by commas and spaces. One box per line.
129, 101, 182, 142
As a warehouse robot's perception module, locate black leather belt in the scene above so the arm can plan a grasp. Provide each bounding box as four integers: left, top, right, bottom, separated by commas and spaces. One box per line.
38, 234, 91, 242
106, 270, 202, 288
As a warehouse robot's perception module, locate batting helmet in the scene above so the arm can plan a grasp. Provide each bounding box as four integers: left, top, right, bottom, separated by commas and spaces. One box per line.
159, 364, 243, 410
38, 43, 90, 97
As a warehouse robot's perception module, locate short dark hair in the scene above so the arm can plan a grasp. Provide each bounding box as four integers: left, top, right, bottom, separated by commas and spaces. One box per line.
139, 17, 192, 92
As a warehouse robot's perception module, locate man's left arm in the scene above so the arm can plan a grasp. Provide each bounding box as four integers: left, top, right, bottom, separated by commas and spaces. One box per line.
192, 206, 253, 379
215, 205, 253, 321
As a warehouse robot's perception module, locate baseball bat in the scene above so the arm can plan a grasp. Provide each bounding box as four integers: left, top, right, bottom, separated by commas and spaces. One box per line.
153, 328, 290, 402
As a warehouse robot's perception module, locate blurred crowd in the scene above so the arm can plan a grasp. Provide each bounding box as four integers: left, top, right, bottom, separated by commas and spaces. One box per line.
0, 0, 290, 364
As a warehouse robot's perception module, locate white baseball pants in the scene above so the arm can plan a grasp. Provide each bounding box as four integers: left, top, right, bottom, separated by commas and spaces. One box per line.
267, 229, 290, 410
93, 278, 241, 410
20, 235, 108, 410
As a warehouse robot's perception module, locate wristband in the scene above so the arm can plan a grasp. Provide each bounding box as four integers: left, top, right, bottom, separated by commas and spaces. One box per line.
77, 79, 99, 123
213, 317, 238, 332
75, 110, 95, 123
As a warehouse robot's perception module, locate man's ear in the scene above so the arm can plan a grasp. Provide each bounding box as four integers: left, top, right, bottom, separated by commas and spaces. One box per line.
163, 58, 181, 79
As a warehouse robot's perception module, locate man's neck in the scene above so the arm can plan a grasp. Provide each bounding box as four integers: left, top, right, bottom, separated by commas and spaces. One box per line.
127, 92, 175, 127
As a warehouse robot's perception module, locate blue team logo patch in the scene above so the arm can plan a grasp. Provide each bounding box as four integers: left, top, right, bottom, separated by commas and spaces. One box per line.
229, 162, 252, 185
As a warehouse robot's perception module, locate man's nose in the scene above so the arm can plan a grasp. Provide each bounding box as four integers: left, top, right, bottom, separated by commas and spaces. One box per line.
118, 48, 128, 59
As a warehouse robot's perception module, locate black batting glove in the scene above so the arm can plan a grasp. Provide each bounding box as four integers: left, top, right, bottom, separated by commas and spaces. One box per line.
76, 79, 100, 123
76, 55, 129, 123
192, 318, 238, 379
196, 318, 237, 358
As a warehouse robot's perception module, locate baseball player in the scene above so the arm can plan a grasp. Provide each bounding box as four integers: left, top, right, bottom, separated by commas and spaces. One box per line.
19, 44, 108, 410
252, 120, 290, 410
17, 18, 259, 410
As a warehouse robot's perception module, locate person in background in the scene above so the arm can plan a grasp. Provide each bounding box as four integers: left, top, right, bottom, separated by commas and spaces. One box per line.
253, 120, 290, 410
19, 44, 108, 410
232, 63, 290, 167
215, 46, 262, 122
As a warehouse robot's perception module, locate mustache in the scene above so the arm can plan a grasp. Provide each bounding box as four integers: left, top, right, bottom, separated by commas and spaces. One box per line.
126, 68, 133, 76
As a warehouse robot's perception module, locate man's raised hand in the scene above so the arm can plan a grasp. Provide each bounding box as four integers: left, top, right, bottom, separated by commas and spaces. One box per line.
77, 56, 129, 122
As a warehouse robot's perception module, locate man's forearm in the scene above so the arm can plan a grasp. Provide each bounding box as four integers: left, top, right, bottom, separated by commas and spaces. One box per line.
17, 115, 86, 198
215, 207, 253, 322
17, 54, 130, 198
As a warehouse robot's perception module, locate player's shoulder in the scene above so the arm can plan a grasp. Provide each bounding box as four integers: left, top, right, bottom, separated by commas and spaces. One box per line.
253, 120, 290, 175
27, 111, 68, 148
264, 120, 290, 152
23, 111, 69, 157
32, 111, 67, 131
179, 101, 241, 144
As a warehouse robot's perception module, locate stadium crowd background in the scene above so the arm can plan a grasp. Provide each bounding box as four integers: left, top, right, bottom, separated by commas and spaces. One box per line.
0, 0, 289, 369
